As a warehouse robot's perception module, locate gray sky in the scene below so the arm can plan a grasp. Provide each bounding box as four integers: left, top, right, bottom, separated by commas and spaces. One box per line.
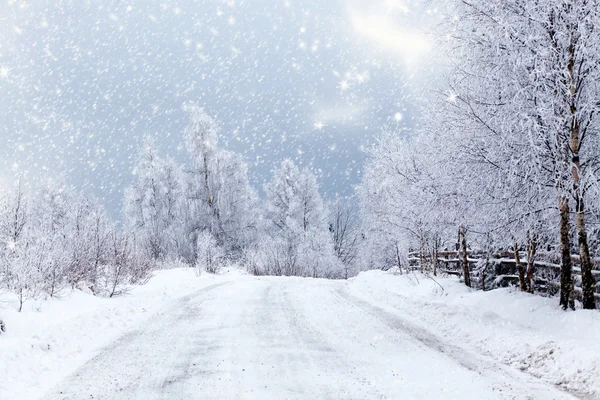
0, 0, 436, 216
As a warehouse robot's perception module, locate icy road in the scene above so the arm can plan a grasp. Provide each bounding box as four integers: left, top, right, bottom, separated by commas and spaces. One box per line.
44, 277, 576, 400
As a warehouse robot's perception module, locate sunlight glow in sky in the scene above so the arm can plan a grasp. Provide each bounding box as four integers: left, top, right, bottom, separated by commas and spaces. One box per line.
348, 0, 431, 62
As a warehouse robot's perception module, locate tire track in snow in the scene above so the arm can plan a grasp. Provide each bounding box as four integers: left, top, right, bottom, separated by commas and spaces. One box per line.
275, 280, 379, 399
42, 281, 234, 400
277, 280, 387, 399
335, 286, 582, 400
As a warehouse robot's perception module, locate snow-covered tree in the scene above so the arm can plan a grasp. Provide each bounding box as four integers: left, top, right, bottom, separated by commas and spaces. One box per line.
260, 159, 341, 278
328, 197, 362, 278
124, 136, 184, 262
195, 230, 224, 275
183, 103, 258, 261
438, 0, 600, 308
359, 130, 451, 277
33, 179, 73, 297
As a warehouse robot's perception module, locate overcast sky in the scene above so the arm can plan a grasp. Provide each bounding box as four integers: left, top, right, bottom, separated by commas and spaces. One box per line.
0, 0, 438, 216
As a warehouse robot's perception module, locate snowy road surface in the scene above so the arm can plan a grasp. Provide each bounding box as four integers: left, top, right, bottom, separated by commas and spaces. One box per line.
43, 277, 577, 400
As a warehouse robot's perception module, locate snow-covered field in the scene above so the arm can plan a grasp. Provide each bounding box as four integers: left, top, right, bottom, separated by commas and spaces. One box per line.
1, 268, 598, 399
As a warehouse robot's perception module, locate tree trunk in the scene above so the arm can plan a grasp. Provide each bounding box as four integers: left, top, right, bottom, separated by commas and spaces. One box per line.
514, 243, 526, 292
419, 229, 425, 273
433, 248, 438, 277
481, 264, 486, 291
18, 291, 24, 313
559, 196, 574, 310
203, 154, 212, 207
395, 242, 403, 275
459, 225, 471, 287
564, 24, 595, 310
576, 208, 596, 309
526, 232, 537, 293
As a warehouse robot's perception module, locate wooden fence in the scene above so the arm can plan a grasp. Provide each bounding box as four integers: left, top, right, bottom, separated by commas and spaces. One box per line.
407, 250, 600, 298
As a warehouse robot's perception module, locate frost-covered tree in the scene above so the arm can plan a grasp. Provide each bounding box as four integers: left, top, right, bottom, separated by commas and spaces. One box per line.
183, 103, 258, 261
0, 182, 41, 311
328, 197, 362, 278
64, 195, 112, 292
439, 0, 600, 308
195, 230, 224, 275
260, 159, 341, 278
359, 131, 450, 277
33, 179, 73, 297
124, 136, 184, 262
209, 150, 259, 254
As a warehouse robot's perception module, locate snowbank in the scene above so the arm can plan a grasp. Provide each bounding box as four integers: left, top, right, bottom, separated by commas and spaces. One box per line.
349, 270, 600, 399
0, 267, 239, 400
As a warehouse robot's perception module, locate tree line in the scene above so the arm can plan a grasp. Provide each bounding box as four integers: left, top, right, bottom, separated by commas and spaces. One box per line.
0, 104, 363, 311
123, 103, 361, 279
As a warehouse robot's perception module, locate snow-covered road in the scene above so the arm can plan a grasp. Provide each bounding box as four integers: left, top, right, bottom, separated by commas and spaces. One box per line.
43, 276, 577, 400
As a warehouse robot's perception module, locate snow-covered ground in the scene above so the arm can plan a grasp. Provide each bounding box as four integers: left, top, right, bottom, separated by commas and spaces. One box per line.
0, 268, 242, 400
1, 268, 597, 399
348, 270, 600, 399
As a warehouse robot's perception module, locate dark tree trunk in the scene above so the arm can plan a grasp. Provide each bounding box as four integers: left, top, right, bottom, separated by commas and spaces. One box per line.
481, 265, 486, 291
419, 229, 425, 273
526, 232, 537, 293
459, 225, 471, 287
576, 207, 596, 309
559, 197, 575, 310
395, 242, 403, 275
514, 244, 526, 292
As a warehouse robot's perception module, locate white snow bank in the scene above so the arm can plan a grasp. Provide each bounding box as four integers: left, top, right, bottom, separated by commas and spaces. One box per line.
0, 268, 236, 400
349, 270, 600, 399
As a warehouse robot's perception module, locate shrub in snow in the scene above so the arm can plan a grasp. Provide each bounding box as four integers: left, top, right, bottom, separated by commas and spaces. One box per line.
244, 237, 297, 276
156, 258, 189, 270
101, 232, 154, 297
297, 230, 343, 278
3, 236, 45, 312
195, 231, 224, 274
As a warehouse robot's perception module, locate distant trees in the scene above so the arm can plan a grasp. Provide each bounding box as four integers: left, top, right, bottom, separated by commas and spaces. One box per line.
123, 104, 259, 272
120, 105, 347, 279
0, 102, 376, 313
0, 179, 153, 311
251, 159, 342, 278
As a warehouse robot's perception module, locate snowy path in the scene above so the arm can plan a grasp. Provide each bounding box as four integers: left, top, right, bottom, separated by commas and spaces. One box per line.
43, 276, 577, 400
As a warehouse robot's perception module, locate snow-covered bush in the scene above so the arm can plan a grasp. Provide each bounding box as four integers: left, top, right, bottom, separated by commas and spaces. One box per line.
100, 231, 155, 297
195, 231, 224, 274
156, 257, 189, 271
297, 229, 343, 278
244, 237, 297, 276
0, 180, 157, 307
